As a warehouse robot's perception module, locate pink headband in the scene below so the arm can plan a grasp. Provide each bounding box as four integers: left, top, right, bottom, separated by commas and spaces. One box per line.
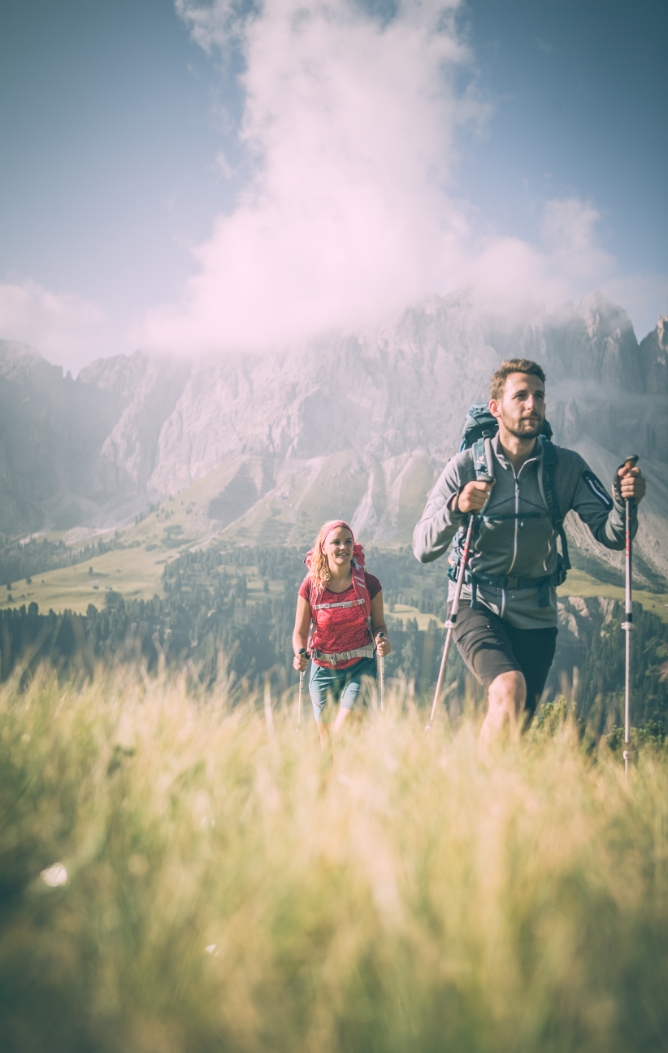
321, 520, 354, 544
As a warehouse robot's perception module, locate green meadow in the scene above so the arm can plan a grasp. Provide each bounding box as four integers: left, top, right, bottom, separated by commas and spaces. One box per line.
11, 519, 668, 625
14, 555, 668, 625
5, 449, 666, 623
1, 671, 667, 1052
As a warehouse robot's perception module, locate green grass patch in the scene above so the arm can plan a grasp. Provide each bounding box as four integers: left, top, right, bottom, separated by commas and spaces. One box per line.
557, 567, 668, 622
0, 673, 667, 1051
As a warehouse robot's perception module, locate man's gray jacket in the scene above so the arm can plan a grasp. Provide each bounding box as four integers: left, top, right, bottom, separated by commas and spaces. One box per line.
413, 434, 638, 629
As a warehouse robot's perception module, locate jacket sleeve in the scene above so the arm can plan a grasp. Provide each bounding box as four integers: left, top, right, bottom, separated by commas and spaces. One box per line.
413, 454, 472, 564
566, 454, 638, 551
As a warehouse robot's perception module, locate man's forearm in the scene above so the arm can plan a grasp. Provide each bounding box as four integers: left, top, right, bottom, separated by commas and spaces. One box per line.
413, 490, 463, 563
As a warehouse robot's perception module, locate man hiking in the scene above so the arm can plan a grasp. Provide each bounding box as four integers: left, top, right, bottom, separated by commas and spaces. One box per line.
413, 358, 646, 744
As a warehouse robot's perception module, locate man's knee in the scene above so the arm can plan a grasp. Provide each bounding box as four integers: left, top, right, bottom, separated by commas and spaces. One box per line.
487, 670, 526, 714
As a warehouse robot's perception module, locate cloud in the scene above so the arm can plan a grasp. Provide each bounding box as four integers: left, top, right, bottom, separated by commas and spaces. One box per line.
599, 271, 668, 340
138, 0, 663, 355
141, 0, 483, 353
463, 198, 667, 339
175, 0, 253, 55
462, 197, 616, 313
0, 279, 110, 371
540, 197, 614, 281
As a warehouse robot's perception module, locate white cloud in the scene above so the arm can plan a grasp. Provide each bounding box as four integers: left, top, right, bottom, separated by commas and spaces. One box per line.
138, 0, 665, 354
540, 197, 614, 281
141, 0, 482, 353
0, 279, 111, 371
462, 197, 616, 314
462, 198, 666, 339
175, 0, 253, 55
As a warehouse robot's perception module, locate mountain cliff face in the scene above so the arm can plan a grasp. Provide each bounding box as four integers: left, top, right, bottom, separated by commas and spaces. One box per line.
639, 314, 668, 394
146, 290, 668, 488
0, 341, 126, 534
1, 292, 667, 582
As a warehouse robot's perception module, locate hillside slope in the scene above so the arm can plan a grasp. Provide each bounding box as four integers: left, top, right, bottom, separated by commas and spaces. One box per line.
1, 291, 667, 581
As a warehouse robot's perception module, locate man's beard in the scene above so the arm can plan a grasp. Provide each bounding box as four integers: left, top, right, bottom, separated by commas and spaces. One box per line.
504, 419, 543, 440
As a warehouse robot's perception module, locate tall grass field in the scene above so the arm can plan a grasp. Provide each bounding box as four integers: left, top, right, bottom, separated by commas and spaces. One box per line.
1, 671, 667, 1052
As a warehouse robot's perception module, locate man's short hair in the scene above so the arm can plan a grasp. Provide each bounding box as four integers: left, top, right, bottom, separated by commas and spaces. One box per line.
489, 359, 546, 401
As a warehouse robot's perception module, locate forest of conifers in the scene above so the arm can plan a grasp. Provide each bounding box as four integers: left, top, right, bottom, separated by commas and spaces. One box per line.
0, 541, 667, 740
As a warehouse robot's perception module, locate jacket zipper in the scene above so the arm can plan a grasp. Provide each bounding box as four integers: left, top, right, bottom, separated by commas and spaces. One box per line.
507, 475, 520, 573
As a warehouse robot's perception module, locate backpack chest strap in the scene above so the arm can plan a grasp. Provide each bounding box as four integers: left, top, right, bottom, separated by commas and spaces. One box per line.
311, 596, 367, 611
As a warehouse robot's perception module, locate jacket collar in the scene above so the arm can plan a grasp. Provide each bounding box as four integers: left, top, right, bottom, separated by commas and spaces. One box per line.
491, 432, 542, 471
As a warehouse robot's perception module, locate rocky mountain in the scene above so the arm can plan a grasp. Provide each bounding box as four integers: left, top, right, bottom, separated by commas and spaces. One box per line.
0, 341, 126, 535
1, 290, 667, 583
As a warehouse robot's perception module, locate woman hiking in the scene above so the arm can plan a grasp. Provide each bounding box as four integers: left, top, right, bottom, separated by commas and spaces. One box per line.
293, 520, 391, 744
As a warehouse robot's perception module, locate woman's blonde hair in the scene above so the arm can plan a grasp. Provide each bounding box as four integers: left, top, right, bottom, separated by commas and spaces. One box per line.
307, 520, 353, 592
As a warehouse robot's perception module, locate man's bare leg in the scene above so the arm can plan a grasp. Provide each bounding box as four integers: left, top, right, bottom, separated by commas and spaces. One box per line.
479, 670, 526, 747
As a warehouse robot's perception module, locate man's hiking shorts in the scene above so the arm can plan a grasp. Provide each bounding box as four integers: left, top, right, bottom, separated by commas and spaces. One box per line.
452, 602, 558, 718
309, 656, 377, 723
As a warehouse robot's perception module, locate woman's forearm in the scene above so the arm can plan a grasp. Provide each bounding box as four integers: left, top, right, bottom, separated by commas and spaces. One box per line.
292, 630, 309, 655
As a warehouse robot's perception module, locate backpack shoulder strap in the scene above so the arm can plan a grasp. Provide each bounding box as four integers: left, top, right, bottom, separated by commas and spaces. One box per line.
351, 558, 371, 614
450, 440, 489, 558
471, 438, 490, 480
351, 559, 374, 644
540, 438, 571, 572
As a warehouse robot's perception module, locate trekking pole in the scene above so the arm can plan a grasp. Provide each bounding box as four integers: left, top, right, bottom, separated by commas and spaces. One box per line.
621, 454, 639, 779
425, 516, 474, 732
426, 443, 494, 733
376, 632, 386, 712
296, 647, 309, 730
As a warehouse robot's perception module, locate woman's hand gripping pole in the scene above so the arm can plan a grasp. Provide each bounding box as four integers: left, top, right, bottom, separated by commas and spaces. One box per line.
376, 632, 386, 712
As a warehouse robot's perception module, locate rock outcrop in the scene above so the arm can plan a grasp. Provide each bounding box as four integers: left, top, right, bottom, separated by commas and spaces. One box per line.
639, 315, 668, 395
1, 292, 667, 583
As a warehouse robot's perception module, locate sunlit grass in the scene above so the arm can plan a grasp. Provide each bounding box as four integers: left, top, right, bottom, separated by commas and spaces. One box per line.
0, 671, 666, 1052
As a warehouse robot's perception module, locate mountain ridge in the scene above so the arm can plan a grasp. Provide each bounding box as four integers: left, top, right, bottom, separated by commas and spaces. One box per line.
1, 290, 667, 584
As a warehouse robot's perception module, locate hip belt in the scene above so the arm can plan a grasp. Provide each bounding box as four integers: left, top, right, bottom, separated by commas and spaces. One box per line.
449, 566, 565, 608
310, 645, 375, 667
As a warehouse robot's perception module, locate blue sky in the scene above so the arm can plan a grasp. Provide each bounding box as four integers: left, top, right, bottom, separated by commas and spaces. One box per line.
460, 1, 667, 276
0, 0, 666, 369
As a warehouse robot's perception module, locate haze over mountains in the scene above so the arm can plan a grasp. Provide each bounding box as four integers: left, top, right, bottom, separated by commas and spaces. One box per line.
1, 290, 667, 584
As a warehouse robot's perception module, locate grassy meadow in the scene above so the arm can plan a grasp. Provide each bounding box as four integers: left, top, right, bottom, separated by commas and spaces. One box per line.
11, 527, 668, 625
8, 458, 667, 622
1, 671, 667, 1052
